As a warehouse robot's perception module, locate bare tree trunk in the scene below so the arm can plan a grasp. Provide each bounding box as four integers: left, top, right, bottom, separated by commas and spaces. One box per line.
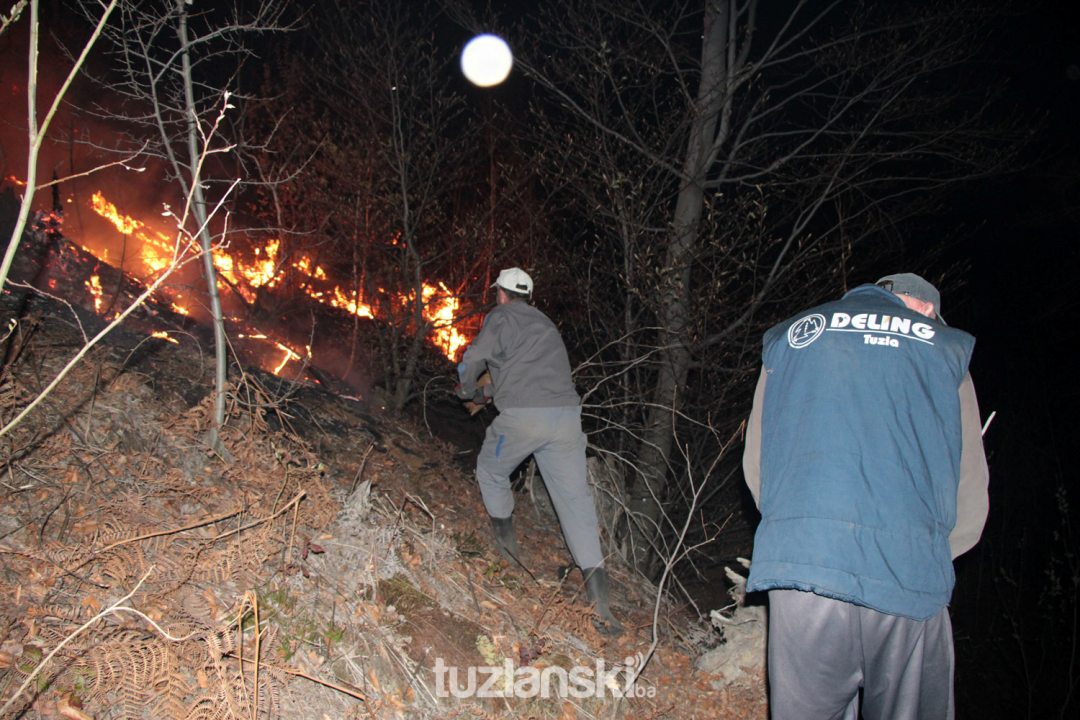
177, 2, 229, 458
628, 0, 730, 576
390, 238, 426, 412
344, 206, 361, 381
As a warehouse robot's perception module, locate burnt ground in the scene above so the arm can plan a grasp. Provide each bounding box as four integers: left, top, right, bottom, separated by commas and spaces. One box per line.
0, 260, 766, 718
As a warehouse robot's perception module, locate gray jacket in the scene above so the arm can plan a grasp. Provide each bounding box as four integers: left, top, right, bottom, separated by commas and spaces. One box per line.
457, 300, 580, 409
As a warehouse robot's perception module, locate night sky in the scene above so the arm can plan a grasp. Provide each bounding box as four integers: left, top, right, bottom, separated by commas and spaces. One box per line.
921, 3, 1080, 715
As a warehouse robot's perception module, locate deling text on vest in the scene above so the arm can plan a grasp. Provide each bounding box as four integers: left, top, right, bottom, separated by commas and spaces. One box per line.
829, 312, 935, 341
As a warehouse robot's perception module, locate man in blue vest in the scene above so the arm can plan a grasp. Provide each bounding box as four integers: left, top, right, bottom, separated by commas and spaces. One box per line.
456, 267, 622, 635
743, 273, 989, 719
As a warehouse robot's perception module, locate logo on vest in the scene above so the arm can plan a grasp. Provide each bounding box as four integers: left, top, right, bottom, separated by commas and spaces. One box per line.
829, 312, 936, 346
787, 311, 937, 349
787, 313, 827, 348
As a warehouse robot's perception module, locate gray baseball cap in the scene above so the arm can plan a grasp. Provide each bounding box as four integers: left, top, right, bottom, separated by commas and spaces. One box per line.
876, 273, 944, 322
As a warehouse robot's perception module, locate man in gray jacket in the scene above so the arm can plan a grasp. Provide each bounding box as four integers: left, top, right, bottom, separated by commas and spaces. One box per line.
456, 267, 622, 635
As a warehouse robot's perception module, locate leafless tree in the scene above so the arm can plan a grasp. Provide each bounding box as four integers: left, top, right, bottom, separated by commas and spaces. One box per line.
518, 0, 1020, 576
310, 0, 482, 412
77, 0, 294, 455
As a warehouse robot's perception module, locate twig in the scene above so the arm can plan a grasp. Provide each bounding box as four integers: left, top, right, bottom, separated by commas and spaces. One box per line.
0, 568, 152, 716
286, 501, 300, 568
34, 149, 148, 189
0, 545, 109, 589
458, 556, 483, 618
348, 442, 376, 497
209, 491, 305, 541
0, 238, 203, 440
528, 573, 573, 636
62, 506, 245, 574
240, 591, 260, 720
6, 281, 88, 343
420, 374, 443, 438
623, 423, 742, 703
227, 653, 368, 702
107, 607, 201, 642
97, 507, 243, 554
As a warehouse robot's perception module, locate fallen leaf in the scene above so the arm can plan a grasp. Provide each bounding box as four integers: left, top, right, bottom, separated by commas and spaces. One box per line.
58, 694, 93, 720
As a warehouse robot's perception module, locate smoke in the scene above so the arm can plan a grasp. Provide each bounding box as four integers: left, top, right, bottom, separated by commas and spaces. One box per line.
1, 10, 185, 269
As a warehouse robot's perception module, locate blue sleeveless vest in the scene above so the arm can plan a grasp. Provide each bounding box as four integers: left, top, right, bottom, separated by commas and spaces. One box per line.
746, 284, 975, 619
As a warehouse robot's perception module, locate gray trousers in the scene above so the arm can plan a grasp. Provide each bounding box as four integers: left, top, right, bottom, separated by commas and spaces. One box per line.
767, 589, 954, 720
476, 406, 604, 569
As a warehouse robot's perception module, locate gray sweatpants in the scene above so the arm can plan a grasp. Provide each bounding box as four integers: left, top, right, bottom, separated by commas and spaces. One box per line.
767, 589, 954, 720
475, 406, 604, 569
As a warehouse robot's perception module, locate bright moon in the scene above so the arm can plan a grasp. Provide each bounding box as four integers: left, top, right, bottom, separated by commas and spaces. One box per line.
461, 34, 513, 87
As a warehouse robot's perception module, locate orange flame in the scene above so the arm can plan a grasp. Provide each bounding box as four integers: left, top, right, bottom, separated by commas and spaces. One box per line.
152, 330, 179, 345
422, 282, 468, 361
85, 274, 103, 313
272, 341, 302, 375
90, 191, 177, 274
84, 190, 472, 364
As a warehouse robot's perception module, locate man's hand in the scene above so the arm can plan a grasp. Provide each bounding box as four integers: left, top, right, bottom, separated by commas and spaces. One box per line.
457, 371, 492, 415
463, 399, 488, 416
455, 370, 491, 398
463, 386, 491, 415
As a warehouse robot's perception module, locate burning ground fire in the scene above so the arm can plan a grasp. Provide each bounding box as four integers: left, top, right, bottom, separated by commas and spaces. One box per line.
50, 188, 471, 375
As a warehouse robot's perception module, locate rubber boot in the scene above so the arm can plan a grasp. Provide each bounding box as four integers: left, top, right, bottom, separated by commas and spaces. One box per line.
489, 515, 521, 562
583, 566, 624, 636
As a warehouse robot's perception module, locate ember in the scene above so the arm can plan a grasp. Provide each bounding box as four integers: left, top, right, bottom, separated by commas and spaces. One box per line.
85, 274, 103, 313
151, 330, 179, 344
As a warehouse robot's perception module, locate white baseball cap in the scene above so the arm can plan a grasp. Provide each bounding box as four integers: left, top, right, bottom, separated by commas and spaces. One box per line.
492, 267, 533, 295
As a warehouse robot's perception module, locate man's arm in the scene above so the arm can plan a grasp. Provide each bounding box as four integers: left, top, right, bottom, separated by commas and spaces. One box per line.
456, 312, 502, 400
950, 372, 990, 558
743, 367, 767, 508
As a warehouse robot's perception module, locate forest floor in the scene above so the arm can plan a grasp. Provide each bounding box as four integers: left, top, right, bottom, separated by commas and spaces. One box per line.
0, 253, 766, 719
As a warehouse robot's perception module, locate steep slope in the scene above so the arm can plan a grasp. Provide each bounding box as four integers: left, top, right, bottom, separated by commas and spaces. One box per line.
0, 274, 765, 719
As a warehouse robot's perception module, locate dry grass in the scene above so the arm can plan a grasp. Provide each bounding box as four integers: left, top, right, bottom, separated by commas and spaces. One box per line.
0, 289, 764, 719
